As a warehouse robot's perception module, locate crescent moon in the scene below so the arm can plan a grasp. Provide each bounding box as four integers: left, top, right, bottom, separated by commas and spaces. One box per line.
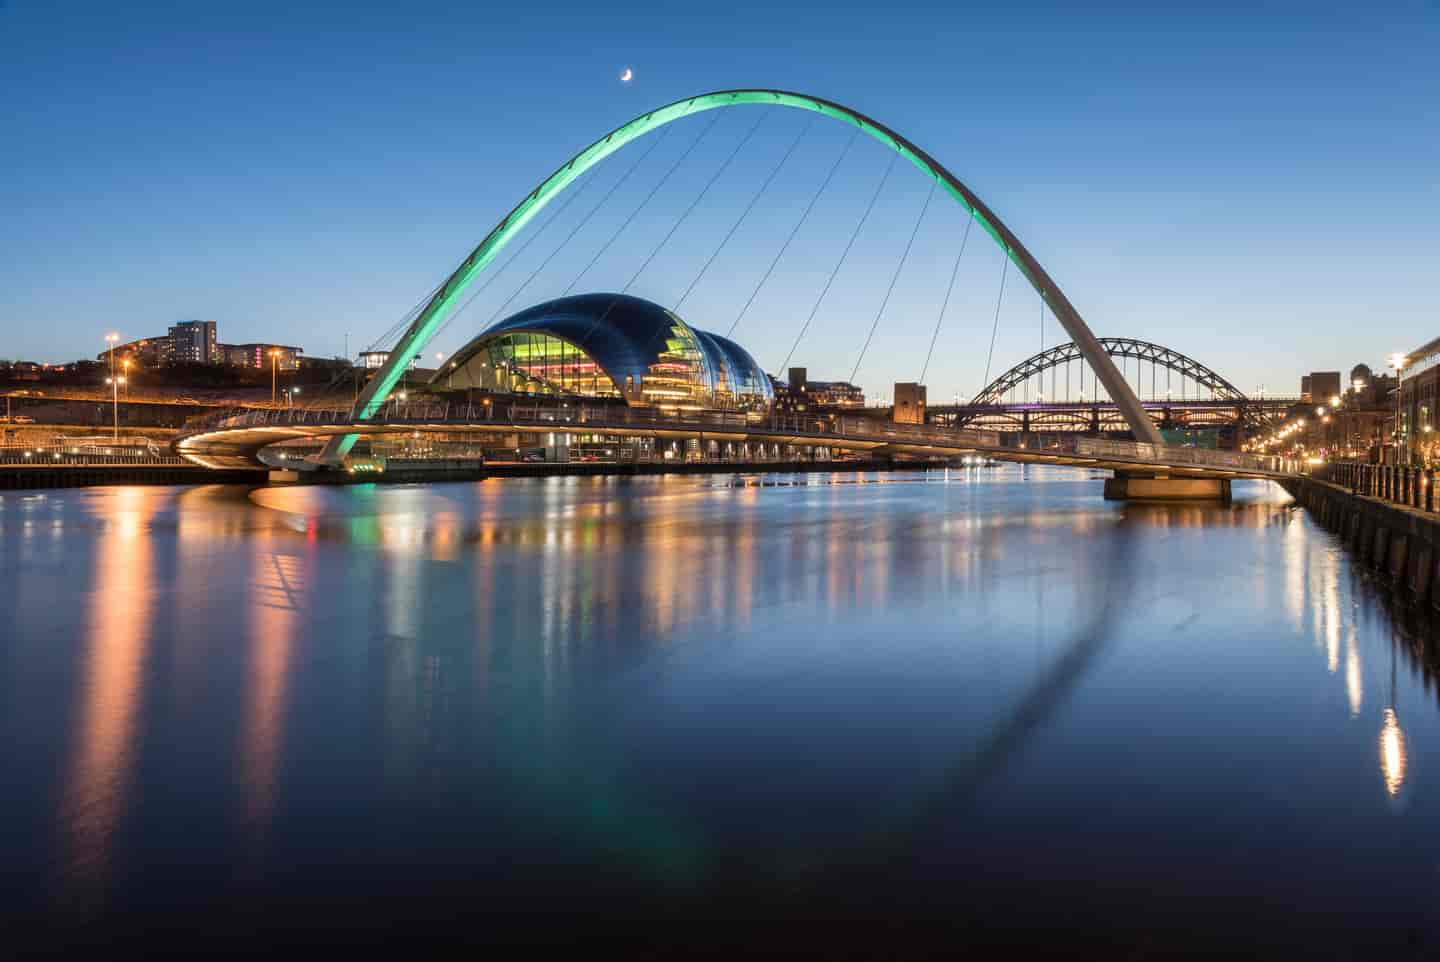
620, 68, 633, 83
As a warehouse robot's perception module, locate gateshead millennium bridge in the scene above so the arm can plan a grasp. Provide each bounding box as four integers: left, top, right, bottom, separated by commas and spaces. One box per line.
171, 88, 1304, 498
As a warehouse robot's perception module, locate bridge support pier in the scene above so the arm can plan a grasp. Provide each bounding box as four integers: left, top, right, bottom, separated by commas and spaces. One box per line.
1103, 471, 1230, 502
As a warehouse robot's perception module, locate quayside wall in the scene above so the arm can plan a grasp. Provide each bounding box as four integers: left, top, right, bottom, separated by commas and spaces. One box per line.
1282, 474, 1440, 613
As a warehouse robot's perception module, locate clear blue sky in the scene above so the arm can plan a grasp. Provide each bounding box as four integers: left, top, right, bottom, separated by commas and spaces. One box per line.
3, 0, 1436, 402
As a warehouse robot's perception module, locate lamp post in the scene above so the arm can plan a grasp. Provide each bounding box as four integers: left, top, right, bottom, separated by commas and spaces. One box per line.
1390, 353, 1407, 465
271, 349, 280, 406
105, 375, 124, 440
105, 332, 118, 391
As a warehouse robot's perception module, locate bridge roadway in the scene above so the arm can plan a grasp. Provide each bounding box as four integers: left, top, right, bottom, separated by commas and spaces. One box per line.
925, 397, 1304, 431
174, 400, 1302, 482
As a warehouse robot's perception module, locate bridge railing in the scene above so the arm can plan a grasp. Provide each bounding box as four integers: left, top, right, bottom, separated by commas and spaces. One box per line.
1316, 461, 1440, 512
0, 442, 191, 467
1061, 437, 1294, 474
176, 399, 1299, 475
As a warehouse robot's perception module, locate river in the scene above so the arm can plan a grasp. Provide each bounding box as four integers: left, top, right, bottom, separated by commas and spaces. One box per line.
3, 466, 1438, 954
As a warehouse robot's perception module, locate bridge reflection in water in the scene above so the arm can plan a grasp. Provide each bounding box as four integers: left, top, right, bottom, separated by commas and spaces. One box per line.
3, 470, 1438, 951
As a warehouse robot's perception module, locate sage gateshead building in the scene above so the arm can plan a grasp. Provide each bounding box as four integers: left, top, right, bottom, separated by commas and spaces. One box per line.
432, 293, 774, 413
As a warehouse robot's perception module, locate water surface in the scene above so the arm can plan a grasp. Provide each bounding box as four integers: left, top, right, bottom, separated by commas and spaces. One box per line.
3, 467, 1438, 953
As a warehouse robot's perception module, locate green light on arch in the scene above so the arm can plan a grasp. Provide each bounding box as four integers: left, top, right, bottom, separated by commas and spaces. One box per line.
329, 88, 1160, 459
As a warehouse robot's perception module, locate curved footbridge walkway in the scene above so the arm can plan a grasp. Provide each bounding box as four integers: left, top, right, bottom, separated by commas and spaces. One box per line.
175, 401, 1301, 497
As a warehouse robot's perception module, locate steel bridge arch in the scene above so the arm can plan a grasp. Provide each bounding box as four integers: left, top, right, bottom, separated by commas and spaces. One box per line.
972, 338, 1248, 406
323, 89, 1163, 462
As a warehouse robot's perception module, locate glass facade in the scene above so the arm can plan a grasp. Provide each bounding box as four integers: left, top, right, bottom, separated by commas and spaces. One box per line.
693, 330, 774, 412
462, 332, 622, 399
438, 294, 773, 414
639, 317, 710, 409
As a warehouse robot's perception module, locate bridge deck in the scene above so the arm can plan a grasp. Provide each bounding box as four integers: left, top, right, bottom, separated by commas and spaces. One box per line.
174, 402, 1303, 479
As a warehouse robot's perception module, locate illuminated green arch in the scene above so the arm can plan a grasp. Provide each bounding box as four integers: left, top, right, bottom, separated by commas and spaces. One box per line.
324, 89, 1161, 460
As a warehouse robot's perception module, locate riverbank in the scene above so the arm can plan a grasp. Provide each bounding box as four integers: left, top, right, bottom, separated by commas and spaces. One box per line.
1283, 474, 1440, 610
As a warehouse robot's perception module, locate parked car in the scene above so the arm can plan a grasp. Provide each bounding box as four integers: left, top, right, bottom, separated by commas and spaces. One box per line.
522, 451, 545, 463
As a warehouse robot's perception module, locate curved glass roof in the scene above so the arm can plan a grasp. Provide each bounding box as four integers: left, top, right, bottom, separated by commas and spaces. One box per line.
692, 329, 774, 409
438, 294, 773, 412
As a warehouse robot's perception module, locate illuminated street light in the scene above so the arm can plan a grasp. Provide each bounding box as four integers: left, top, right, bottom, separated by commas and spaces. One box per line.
1391, 353, 1407, 465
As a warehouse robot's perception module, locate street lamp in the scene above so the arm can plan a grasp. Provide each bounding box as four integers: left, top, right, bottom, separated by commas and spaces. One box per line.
105, 375, 125, 440
1390, 353, 1407, 465
105, 333, 119, 397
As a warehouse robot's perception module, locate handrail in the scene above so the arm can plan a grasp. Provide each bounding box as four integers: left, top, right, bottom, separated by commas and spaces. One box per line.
174, 400, 1298, 475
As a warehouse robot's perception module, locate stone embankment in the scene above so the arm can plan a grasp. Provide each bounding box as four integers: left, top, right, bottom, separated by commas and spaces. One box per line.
1283, 462, 1440, 609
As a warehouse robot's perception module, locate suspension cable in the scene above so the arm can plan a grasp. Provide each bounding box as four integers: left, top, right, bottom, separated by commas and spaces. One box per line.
589, 112, 771, 355
625, 110, 766, 295
566, 112, 733, 352
366, 271, 457, 354
919, 212, 972, 385
564, 109, 724, 297
472, 123, 677, 335
849, 179, 935, 384
429, 164, 599, 345
778, 151, 897, 375
981, 256, 1010, 391
726, 128, 859, 339
674, 116, 812, 314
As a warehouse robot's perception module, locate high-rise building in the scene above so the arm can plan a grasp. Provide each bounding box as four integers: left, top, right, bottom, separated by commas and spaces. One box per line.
168, 320, 218, 364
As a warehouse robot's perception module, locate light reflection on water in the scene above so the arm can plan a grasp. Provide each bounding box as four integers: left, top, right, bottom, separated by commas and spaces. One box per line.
3, 466, 1440, 947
